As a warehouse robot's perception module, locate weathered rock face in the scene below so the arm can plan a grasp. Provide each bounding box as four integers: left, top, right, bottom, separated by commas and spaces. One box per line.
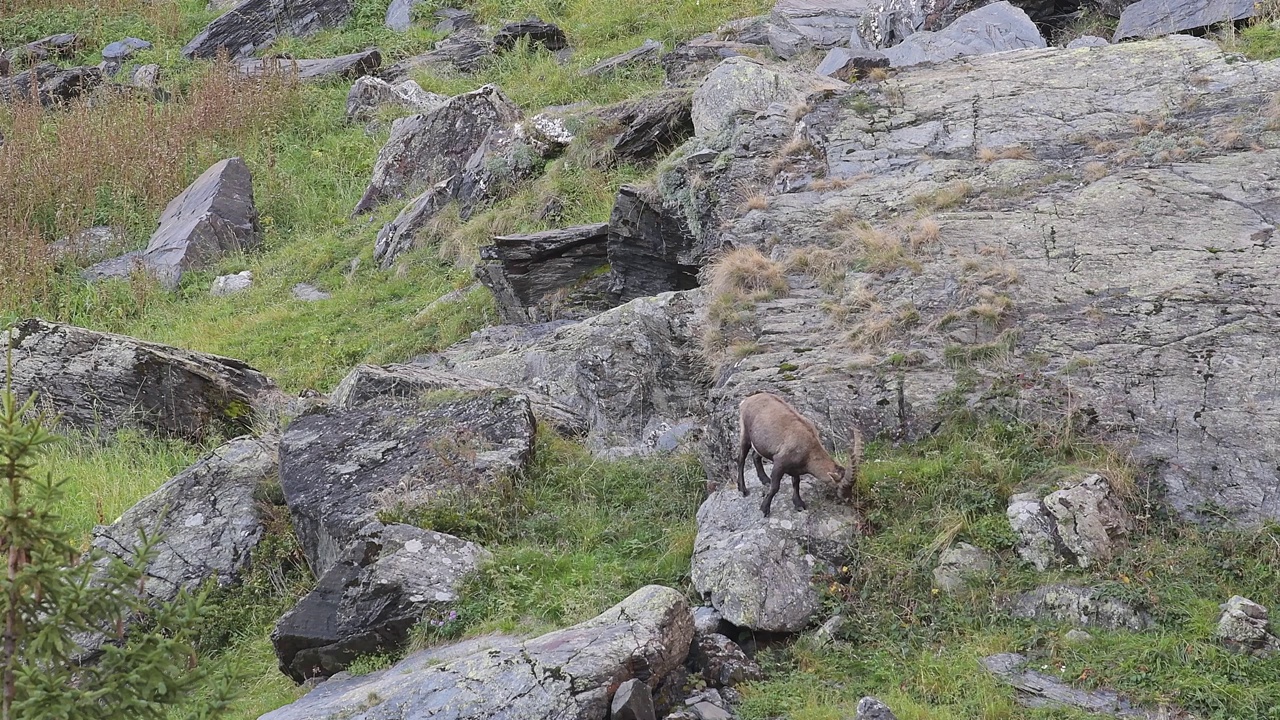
234, 49, 381, 82
661, 35, 764, 86
384, 0, 425, 32
607, 185, 703, 302
259, 585, 694, 720
493, 19, 568, 53
278, 389, 535, 575
84, 157, 262, 289
371, 178, 457, 267
585, 89, 695, 164
477, 223, 610, 323
0, 63, 103, 106
345, 75, 446, 122
1066, 35, 1109, 48
2, 319, 279, 442
1010, 584, 1152, 630
1216, 596, 1280, 657
691, 56, 845, 138
691, 474, 860, 632
689, 632, 763, 687
692, 36, 1280, 526
816, 47, 889, 80
856, 697, 899, 720
4, 33, 81, 66
1007, 492, 1071, 570
353, 84, 521, 214
769, 0, 875, 59
89, 436, 276, 602
182, 0, 354, 60
611, 678, 658, 720
1113, 0, 1254, 42
932, 542, 994, 593
422, 290, 707, 455
272, 522, 489, 682
1042, 475, 1131, 568
882, 2, 1046, 67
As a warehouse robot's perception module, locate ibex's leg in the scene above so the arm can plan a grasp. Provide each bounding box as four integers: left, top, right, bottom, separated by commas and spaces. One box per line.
752, 453, 770, 486
736, 436, 751, 497
791, 474, 807, 511
760, 462, 786, 517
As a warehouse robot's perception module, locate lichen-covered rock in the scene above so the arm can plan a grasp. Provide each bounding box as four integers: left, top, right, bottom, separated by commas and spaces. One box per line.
691, 475, 859, 632
1007, 492, 1067, 570
182, 0, 354, 59
345, 75, 446, 122
768, 0, 874, 59
259, 585, 694, 720
691, 56, 845, 138
353, 84, 520, 213
932, 542, 994, 593
89, 436, 276, 602
84, 157, 262, 289
278, 389, 535, 575
1043, 475, 1132, 568
1113, 0, 1254, 42
882, 2, 1046, 67
689, 632, 762, 687
1010, 585, 1152, 631
271, 522, 489, 682
856, 697, 899, 720
2, 319, 280, 442
1216, 596, 1280, 657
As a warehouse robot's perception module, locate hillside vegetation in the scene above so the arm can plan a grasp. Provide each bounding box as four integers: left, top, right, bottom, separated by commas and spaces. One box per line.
3, 0, 1280, 718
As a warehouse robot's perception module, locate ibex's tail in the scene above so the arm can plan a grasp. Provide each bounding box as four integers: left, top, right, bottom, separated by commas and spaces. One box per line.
839, 426, 864, 502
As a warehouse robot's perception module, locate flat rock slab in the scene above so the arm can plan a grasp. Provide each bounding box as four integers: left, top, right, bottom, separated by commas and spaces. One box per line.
883, 1, 1046, 67
4, 33, 81, 65
0, 63, 103, 106
90, 436, 277, 602
982, 653, 1174, 717
2, 318, 280, 442
1114, 0, 1254, 42
259, 585, 694, 720
1010, 584, 1152, 631
477, 222, 610, 323
272, 522, 489, 682
581, 39, 663, 76
84, 157, 262, 289
691, 479, 860, 632
768, 0, 875, 59
234, 49, 381, 81
381, 29, 492, 79
278, 389, 536, 575
182, 0, 354, 60
692, 56, 845, 138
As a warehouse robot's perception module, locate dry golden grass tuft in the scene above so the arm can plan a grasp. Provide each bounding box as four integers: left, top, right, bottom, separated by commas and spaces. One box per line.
739, 192, 770, 212
1264, 92, 1280, 130
706, 246, 790, 301
977, 145, 1034, 164
768, 136, 820, 175
852, 223, 919, 274
0, 61, 299, 312
1213, 126, 1246, 150
1082, 161, 1109, 183
909, 216, 940, 249
911, 181, 972, 211
966, 287, 1014, 327
866, 67, 890, 82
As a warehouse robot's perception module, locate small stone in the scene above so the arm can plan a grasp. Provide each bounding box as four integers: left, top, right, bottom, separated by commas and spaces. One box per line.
690, 632, 762, 687
815, 47, 888, 81
1216, 595, 1280, 656
815, 614, 844, 645
855, 696, 898, 720
932, 542, 994, 594
292, 283, 331, 301
1065, 629, 1094, 643
130, 63, 161, 90
1043, 475, 1132, 568
610, 678, 656, 720
102, 37, 151, 60
1007, 492, 1062, 571
211, 270, 253, 296
693, 605, 724, 635
1066, 35, 1109, 49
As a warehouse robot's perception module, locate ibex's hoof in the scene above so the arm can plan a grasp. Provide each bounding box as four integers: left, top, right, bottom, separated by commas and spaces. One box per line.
793, 500, 807, 511
739, 488, 750, 497
760, 504, 772, 517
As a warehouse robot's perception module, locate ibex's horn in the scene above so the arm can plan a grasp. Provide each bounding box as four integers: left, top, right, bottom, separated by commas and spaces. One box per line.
840, 427, 863, 500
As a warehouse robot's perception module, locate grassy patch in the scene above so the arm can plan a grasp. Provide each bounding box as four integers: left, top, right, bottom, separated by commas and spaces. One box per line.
699, 246, 790, 370
393, 430, 705, 639
1240, 23, 1280, 60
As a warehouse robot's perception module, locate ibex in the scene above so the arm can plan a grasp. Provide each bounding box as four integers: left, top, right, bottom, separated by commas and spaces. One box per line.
736, 391, 863, 517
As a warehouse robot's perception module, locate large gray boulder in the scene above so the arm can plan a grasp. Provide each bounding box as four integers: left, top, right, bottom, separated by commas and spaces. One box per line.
278, 389, 536, 575
1042, 475, 1132, 568
234, 49, 381, 82
84, 158, 262, 290
182, 0, 354, 60
353, 84, 521, 214
691, 474, 860, 632
476, 223, 610, 323
1007, 492, 1069, 570
691, 56, 845, 138
2, 319, 280, 442
89, 436, 277, 602
272, 522, 489, 682
1113, 0, 1255, 42
768, 0, 875, 59
882, 2, 1046, 67
259, 584, 695, 720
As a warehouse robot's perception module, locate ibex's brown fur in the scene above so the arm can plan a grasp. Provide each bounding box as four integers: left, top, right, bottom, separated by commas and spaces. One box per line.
736, 392, 863, 517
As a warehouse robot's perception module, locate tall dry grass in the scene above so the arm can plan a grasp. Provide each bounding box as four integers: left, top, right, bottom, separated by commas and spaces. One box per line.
0, 61, 298, 313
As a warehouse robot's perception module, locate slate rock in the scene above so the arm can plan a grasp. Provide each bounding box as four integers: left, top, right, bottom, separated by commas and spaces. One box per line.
384, 0, 424, 31
690, 632, 762, 687
476, 222, 610, 323
587, 89, 695, 163
102, 37, 151, 60
372, 178, 458, 267
1113, 0, 1255, 42
278, 389, 536, 575
3, 33, 81, 67
661, 35, 762, 86
816, 46, 889, 80
1042, 474, 1132, 568
2, 318, 280, 442
0, 63, 103, 106
90, 436, 276, 601
612, 678, 658, 720
354, 84, 521, 214
1216, 595, 1280, 656
182, 0, 355, 60
129, 63, 161, 90
932, 542, 994, 593
607, 185, 702, 301
492, 18, 568, 53
856, 697, 899, 720
234, 48, 381, 82
259, 585, 694, 720
768, 0, 875, 59
345, 75, 446, 122
691, 477, 860, 632
717, 15, 773, 45
982, 653, 1172, 715
581, 39, 663, 76
691, 56, 845, 138
1011, 584, 1152, 631
84, 157, 261, 289
211, 270, 253, 296
1066, 34, 1110, 48
433, 7, 477, 34
272, 522, 490, 682
381, 29, 492, 78
815, 614, 845, 644
882, 2, 1047, 67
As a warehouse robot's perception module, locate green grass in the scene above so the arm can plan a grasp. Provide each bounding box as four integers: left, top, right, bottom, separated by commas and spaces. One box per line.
1240, 23, 1280, 61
